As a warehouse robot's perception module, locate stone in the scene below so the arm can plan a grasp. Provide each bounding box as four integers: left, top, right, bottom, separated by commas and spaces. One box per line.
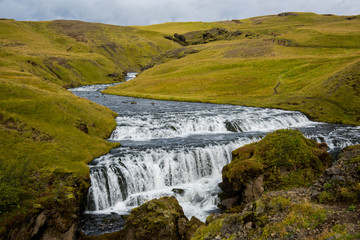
121, 196, 194, 240
311, 144, 360, 203
31, 211, 48, 237
243, 175, 264, 202
221, 197, 240, 209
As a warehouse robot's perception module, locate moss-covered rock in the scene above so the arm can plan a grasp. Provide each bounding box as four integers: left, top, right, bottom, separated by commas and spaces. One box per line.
220, 129, 332, 209
119, 196, 203, 240
0, 170, 87, 240
311, 144, 360, 203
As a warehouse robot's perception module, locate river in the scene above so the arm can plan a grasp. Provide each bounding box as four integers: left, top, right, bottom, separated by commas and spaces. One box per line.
70, 73, 360, 235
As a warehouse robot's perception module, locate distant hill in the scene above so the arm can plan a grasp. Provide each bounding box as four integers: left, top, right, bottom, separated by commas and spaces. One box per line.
106, 12, 360, 125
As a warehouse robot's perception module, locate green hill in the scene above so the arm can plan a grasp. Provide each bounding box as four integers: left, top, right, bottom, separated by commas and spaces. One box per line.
0, 18, 179, 234
106, 12, 360, 125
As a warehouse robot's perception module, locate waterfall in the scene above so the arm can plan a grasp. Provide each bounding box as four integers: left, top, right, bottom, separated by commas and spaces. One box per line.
109, 110, 312, 141
86, 137, 259, 218
69, 74, 360, 224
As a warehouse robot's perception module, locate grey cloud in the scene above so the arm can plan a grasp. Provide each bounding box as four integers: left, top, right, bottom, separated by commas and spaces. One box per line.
0, 0, 358, 25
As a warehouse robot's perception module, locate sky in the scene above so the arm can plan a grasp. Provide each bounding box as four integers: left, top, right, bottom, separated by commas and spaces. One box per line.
0, 0, 359, 26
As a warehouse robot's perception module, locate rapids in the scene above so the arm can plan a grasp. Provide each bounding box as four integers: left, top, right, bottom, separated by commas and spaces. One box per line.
70, 73, 360, 235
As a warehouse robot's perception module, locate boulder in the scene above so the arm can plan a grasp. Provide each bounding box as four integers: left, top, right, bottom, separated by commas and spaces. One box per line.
120, 196, 203, 240
220, 129, 332, 209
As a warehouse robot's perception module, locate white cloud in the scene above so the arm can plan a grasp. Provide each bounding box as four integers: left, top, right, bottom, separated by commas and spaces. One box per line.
0, 0, 358, 25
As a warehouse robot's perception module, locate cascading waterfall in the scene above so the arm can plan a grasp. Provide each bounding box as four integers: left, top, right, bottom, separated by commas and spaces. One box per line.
70, 73, 360, 234
86, 137, 259, 218
109, 109, 312, 141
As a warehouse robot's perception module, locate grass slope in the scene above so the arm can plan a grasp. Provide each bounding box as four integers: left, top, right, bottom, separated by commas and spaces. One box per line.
106, 13, 360, 125
0, 18, 179, 229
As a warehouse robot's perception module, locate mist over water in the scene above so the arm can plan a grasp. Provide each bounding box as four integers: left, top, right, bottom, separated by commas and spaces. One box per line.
70, 73, 360, 234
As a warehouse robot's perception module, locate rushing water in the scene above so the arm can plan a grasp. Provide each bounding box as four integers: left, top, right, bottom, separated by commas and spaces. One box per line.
70, 73, 360, 235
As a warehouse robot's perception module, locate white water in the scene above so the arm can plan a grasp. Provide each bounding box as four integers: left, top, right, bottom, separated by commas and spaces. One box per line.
70, 73, 360, 223
110, 110, 311, 141
86, 137, 259, 220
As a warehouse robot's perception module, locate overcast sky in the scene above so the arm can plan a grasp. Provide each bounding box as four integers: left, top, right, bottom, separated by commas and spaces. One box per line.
0, 0, 359, 26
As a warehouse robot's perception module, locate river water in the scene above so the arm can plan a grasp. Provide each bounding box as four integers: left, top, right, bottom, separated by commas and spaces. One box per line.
70, 73, 360, 235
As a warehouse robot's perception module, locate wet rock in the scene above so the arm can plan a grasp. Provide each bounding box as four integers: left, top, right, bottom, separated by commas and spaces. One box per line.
172, 188, 185, 196
78, 213, 126, 236
225, 121, 239, 132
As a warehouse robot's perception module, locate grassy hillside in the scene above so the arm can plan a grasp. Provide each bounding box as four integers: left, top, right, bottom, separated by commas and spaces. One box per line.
0, 18, 180, 231
1, 12, 360, 237
106, 13, 360, 125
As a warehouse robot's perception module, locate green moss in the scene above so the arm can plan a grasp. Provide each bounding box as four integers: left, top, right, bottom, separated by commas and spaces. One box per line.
346, 205, 356, 212
268, 196, 291, 212
340, 187, 358, 202
224, 159, 264, 184
261, 202, 327, 239
324, 182, 332, 190
191, 218, 223, 240
223, 129, 332, 194
318, 191, 335, 203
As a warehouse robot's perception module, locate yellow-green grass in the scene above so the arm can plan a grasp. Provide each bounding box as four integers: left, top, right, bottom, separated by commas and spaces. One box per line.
106, 13, 360, 125
0, 18, 179, 223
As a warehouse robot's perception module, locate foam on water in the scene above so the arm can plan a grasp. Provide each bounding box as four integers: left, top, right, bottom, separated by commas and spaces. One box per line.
109, 109, 313, 141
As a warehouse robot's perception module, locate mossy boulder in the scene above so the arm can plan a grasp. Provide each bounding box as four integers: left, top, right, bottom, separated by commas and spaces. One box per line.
120, 196, 203, 240
220, 129, 332, 209
311, 144, 360, 203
